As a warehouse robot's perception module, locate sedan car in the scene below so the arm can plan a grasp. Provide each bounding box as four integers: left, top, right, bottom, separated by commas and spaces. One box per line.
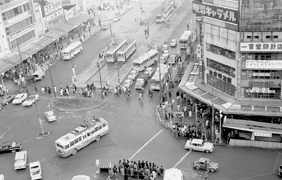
168, 54, 176, 65
170, 39, 177, 47
123, 79, 133, 89
135, 78, 147, 90
12, 93, 28, 104
29, 161, 42, 180
0, 95, 16, 105
113, 16, 121, 22
22, 94, 39, 107
101, 22, 110, 30
184, 139, 214, 153
14, 151, 27, 170
72, 175, 90, 180
128, 69, 139, 80
0, 141, 22, 153
144, 67, 155, 78
193, 157, 219, 172
44, 111, 56, 123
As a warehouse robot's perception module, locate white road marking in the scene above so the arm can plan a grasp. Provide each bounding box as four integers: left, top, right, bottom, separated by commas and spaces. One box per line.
129, 129, 163, 161
0, 126, 12, 140
173, 151, 191, 168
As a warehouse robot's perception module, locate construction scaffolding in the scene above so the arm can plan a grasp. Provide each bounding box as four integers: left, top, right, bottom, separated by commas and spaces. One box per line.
240, 0, 282, 31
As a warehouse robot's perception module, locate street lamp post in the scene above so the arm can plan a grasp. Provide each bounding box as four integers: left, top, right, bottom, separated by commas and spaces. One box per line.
47, 63, 56, 98
97, 61, 104, 99
35, 100, 50, 137
109, 24, 115, 45
70, 58, 76, 84
211, 88, 214, 143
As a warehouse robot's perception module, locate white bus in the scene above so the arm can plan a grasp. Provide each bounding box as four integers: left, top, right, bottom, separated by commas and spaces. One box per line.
132, 49, 158, 71
105, 40, 127, 62
179, 31, 192, 49
55, 116, 109, 157
150, 63, 168, 90
61, 41, 83, 60
116, 40, 137, 63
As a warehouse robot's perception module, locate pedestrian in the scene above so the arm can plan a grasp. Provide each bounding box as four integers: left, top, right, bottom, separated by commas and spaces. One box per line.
139, 93, 143, 103
53, 86, 56, 94
226, 132, 231, 145
168, 91, 172, 99
60, 88, 63, 96
188, 110, 192, 118
41, 86, 45, 94
34, 85, 37, 92
177, 103, 181, 112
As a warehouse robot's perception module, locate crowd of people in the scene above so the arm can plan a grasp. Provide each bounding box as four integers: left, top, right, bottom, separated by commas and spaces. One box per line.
106, 159, 164, 180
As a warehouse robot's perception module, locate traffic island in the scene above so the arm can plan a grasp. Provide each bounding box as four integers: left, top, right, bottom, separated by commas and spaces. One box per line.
50, 96, 107, 112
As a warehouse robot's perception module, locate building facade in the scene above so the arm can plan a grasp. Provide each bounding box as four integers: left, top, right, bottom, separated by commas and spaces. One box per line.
0, 0, 36, 58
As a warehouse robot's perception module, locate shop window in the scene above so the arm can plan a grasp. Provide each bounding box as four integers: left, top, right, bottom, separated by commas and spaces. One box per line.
213, 71, 217, 77
227, 77, 231, 83
223, 76, 227, 81
218, 73, 222, 79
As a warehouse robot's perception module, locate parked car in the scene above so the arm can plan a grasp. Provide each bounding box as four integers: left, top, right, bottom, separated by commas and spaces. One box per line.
0, 141, 22, 153
160, 53, 170, 64
113, 16, 121, 22
44, 111, 56, 123
135, 78, 147, 90
72, 175, 90, 180
14, 151, 27, 170
29, 161, 42, 180
144, 67, 155, 78
184, 139, 214, 153
0, 95, 16, 105
32, 69, 45, 81
128, 69, 139, 80
168, 53, 176, 65
193, 157, 219, 173
12, 93, 28, 105
170, 39, 177, 47
123, 79, 133, 89
22, 94, 39, 107
101, 22, 110, 30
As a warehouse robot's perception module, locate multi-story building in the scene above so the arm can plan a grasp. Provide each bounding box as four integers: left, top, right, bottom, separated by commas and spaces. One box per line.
179, 0, 282, 144
0, 0, 36, 57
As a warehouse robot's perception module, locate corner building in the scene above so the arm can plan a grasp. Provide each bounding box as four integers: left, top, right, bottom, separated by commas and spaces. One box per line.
179, 0, 282, 144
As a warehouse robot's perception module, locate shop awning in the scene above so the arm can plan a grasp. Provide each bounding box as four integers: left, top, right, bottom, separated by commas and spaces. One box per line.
67, 13, 92, 27
45, 29, 66, 40
56, 22, 75, 33
0, 56, 20, 73
33, 36, 54, 49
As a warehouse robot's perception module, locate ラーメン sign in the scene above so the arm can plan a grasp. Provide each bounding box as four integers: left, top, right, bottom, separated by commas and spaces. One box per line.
240, 42, 282, 52
192, 1, 238, 25
246, 60, 282, 69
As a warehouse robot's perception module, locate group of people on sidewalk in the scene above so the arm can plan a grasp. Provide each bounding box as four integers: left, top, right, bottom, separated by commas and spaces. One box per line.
107, 159, 164, 180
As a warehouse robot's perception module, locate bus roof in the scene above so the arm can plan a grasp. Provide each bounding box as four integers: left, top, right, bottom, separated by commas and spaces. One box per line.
151, 63, 168, 81
55, 118, 106, 145
61, 41, 82, 52
179, 31, 192, 41
133, 49, 158, 64
106, 40, 127, 54
116, 40, 136, 54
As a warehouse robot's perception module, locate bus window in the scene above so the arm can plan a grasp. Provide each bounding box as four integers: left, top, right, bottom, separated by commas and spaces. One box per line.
75, 138, 79, 143
95, 127, 99, 131
65, 145, 69, 149
70, 141, 75, 146
99, 126, 102, 130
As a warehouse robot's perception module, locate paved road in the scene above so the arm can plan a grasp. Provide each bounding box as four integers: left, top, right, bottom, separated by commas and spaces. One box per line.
1, 0, 282, 180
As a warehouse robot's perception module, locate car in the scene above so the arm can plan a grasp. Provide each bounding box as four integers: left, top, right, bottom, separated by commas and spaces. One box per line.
12, 93, 28, 104
22, 94, 39, 107
29, 161, 42, 180
128, 69, 139, 80
14, 151, 27, 170
170, 39, 177, 47
168, 54, 176, 65
0, 94, 16, 105
135, 78, 147, 90
72, 175, 90, 180
113, 16, 121, 22
184, 139, 214, 153
162, 44, 168, 52
193, 157, 219, 173
0, 141, 22, 153
44, 111, 56, 123
144, 67, 155, 78
123, 79, 133, 89
160, 53, 170, 64
101, 22, 110, 30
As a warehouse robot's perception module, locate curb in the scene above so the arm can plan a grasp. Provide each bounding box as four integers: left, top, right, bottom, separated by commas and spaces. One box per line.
50, 97, 107, 112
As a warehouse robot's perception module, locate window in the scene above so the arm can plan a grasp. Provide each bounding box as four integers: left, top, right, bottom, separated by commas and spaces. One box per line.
65, 145, 69, 149
2, 13, 6, 21
266, 35, 270, 39
70, 141, 74, 146
247, 36, 251, 39
274, 35, 278, 39
95, 127, 99, 131
98, 126, 102, 130
75, 138, 79, 143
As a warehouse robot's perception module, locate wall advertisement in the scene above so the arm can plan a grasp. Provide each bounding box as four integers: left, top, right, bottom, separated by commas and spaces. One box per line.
240, 42, 282, 52
246, 60, 282, 69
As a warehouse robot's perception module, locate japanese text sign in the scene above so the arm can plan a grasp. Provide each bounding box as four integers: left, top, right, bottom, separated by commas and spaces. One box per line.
192, 1, 238, 25
241, 42, 282, 52
246, 60, 282, 69
44, 1, 62, 16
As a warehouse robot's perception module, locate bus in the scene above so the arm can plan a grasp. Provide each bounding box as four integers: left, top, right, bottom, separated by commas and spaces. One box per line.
61, 41, 83, 60
150, 63, 168, 90
156, 2, 176, 23
116, 40, 137, 63
179, 31, 192, 49
105, 40, 127, 62
55, 116, 109, 157
132, 49, 158, 71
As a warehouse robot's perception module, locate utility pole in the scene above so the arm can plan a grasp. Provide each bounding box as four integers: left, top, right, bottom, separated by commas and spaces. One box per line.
140, 1, 143, 24
109, 24, 115, 45
97, 61, 104, 99
35, 100, 50, 137
195, 103, 198, 135
70, 58, 76, 84
47, 63, 56, 98
211, 88, 214, 143
158, 47, 162, 103
17, 42, 24, 80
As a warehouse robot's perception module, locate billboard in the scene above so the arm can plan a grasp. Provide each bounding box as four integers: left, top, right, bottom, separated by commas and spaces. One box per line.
192, 1, 239, 25
246, 60, 282, 70
240, 42, 282, 52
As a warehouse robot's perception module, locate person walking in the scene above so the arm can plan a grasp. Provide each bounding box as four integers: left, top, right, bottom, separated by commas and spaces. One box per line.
139, 93, 143, 103
188, 110, 192, 118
